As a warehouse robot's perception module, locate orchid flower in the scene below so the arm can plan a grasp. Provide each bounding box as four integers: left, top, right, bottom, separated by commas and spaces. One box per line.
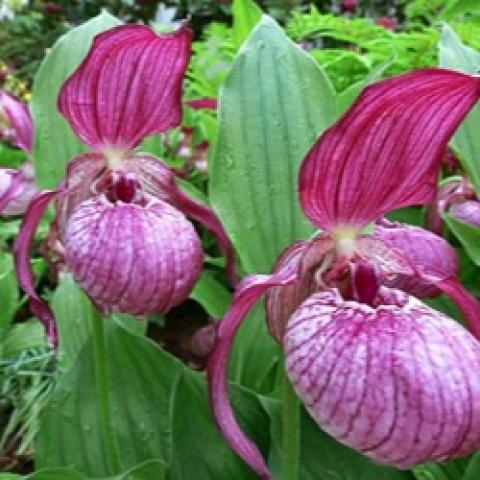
0, 91, 38, 215
14, 24, 236, 348
207, 69, 480, 479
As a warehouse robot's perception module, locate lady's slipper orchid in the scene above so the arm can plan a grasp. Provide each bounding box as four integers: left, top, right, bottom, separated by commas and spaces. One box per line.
0, 91, 38, 216
14, 24, 235, 347
207, 68, 480, 479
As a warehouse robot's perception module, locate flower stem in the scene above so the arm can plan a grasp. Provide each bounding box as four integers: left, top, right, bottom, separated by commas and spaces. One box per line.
282, 372, 301, 480
92, 308, 121, 474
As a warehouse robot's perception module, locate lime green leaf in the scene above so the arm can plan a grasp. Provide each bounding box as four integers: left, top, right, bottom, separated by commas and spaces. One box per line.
444, 213, 480, 265
31, 11, 121, 189
439, 24, 480, 194
441, 0, 480, 20
232, 0, 263, 49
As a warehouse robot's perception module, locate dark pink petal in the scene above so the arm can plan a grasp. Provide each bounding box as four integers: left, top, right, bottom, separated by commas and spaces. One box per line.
299, 69, 480, 231
186, 98, 218, 110
372, 219, 458, 297
285, 287, 480, 468
58, 24, 192, 150
0, 91, 34, 152
13, 190, 59, 347
125, 155, 237, 285
64, 194, 203, 315
207, 261, 301, 479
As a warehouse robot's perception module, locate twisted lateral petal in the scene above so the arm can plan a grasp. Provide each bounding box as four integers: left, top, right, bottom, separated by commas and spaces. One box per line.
58, 24, 192, 150
0, 91, 34, 152
64, 195, 203, 315
55, 153, 105, 237
299, 69, 480, 230
125, 155, 237, 285
207, 258, 304, 480
373, 220, 458, 297
13, 190, 59, 347
285, 288, 480, 468
266, 238, 331, 342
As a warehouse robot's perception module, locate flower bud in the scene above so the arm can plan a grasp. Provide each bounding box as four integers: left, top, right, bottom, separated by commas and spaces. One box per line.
449, 200, 480, 228
0, 163, 37, 216
285, 288, 480, 468
64, 192, 203, 315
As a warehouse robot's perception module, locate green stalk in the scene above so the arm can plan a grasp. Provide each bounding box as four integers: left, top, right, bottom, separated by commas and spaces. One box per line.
282, 373, 301, 480
92, 308, 121, 473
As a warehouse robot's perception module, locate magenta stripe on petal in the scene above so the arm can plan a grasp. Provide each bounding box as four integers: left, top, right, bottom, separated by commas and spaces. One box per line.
0, 91, 34, 152
285, 288, 480, 468
13, 190, 59, 347
299, 69, 480, 230
186, 98, 218, 110
58, 24, 192, 151
207, 258, 303, 479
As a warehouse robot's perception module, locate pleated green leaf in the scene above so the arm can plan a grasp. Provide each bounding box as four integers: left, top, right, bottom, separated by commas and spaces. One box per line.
35, 319, 183, 477
31, 11, 121, 189
210, 15, 336, 392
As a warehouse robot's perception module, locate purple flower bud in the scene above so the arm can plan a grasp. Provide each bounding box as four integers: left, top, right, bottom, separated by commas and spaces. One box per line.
64, 186, 203, 316
450, 200, 480, 227
0, 162, 38, 216
0, 91, 34, 153
285, 287, 480, 468
341, 0, 359, 13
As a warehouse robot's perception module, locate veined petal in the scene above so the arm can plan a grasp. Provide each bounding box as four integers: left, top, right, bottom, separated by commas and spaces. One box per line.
0, 163, 38, 216
372, 219, 458, 297
0, 91, 34, 152
285, 288, 480, 468
207, 262, 300, 479
58, 24, 192, 150
64, 194, 203, 315
300, 69, 480, 230
13, 190, 59, 347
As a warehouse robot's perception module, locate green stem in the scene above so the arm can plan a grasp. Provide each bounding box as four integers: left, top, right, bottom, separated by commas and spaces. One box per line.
92, 308, 121, 473
282, 373, 301, 480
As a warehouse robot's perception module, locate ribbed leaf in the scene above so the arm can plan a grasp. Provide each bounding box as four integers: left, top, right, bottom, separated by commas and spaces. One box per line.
439, 24, 480, 194
36, 319, 183, 476
31, 11, 121, 189
210, 15, 336, 392
212, 15, 335, 274
0, 251, 18, 330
